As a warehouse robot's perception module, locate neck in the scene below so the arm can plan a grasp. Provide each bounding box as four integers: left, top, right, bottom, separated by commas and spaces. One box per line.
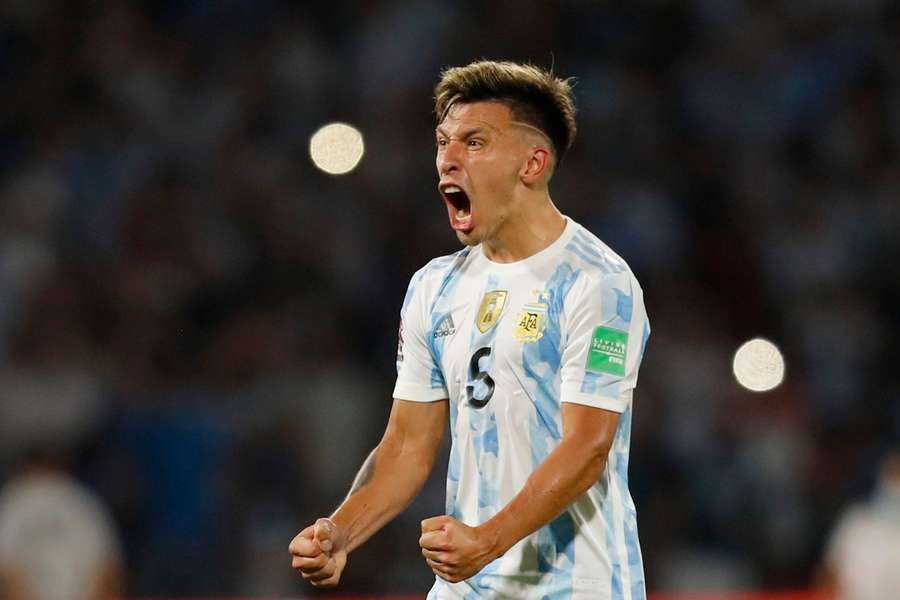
482, 192, 566, 263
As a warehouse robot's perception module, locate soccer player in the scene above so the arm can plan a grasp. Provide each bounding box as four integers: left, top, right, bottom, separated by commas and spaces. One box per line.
290, 60, 650, 599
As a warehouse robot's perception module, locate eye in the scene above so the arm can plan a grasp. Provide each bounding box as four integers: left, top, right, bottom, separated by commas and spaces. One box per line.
468, 138, 484, 148
436, 138, 448, 148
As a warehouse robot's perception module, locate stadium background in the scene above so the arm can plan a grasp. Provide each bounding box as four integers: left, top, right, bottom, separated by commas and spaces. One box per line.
0, 0, 898, 597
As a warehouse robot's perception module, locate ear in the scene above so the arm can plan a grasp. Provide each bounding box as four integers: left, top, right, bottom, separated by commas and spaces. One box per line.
520, 147, 553, 185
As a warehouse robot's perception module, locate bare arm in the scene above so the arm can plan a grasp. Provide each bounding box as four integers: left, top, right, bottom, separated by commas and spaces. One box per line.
332, 397, 449, 553
420, 402, 619, 582
484, 402, 618, 553
290, 397, 448, 587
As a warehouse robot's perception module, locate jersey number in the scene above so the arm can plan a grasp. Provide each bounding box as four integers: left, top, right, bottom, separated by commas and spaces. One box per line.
466, 347, 494, 408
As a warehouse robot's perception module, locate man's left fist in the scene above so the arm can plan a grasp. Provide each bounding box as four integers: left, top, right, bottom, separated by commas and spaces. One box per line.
419, 515, 499, 583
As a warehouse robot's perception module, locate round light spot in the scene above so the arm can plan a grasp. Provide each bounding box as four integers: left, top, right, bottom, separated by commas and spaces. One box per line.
733, 338, 786, 392
309, 122, 365, 175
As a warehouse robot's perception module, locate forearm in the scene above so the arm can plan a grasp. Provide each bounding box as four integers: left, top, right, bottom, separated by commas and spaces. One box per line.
331, 436, 434, 553
481, 436, 607, 558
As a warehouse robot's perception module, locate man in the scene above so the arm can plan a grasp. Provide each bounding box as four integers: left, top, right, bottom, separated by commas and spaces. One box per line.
0, 446, 122, 600
818, 450, 900, 600
290, 60, 650, 599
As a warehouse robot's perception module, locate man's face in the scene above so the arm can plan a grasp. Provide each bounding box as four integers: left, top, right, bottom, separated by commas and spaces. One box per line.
435, 101, 533, 246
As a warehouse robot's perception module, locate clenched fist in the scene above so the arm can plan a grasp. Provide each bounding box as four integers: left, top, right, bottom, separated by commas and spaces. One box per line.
289, 518, 347, 588
419, 515, 499, 583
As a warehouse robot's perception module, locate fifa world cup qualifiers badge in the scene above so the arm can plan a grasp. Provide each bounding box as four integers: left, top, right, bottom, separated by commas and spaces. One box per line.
586, 326, 628, 376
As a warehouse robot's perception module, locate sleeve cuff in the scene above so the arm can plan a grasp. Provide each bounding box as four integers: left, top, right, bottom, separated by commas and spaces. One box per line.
560, 388, 632, 413
392, 381, 449, 402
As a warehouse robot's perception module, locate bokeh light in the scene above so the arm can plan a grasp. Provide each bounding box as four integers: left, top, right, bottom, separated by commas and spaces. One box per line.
309, 122, 365, 175
733, 338, 786, 392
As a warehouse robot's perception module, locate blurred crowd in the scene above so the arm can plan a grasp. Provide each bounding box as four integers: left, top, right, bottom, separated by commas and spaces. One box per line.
0, 0, 898, 597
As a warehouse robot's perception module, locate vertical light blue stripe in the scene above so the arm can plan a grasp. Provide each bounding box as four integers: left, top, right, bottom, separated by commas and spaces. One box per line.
580, 275, 635, 398
446, 394, 461, 519
521, 262, 581, 600
601, 467, 624, 600
427, 249, 470, 519
401, 254, 455, 316
615, 406, 645, 599
426, 248, 471, 390
640, 320, 651, 362
465, 273, 502, 524
426, 579, 441, 599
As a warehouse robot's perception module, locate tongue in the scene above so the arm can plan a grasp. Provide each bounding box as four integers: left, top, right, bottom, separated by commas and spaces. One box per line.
447, 203, 473, 232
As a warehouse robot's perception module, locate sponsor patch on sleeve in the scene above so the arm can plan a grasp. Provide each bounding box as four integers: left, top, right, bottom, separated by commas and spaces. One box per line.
586, 326, 628, 376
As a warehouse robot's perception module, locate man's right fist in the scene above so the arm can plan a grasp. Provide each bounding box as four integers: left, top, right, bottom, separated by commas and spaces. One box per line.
289, 518, 347, 588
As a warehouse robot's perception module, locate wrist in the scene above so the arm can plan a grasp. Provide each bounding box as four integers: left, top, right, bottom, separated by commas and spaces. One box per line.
327, 513, 351, 551
480, 512, 514, 560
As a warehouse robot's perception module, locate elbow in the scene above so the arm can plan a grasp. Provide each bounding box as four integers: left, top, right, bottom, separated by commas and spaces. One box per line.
577, 434, 614, 485
557, 437, 612, 493
584, 451, 610, 483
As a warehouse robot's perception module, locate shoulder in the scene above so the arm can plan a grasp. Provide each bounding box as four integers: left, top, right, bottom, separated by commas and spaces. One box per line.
409, 246, 473, 287
561, 222, 644, 303
400, 246, 474, 313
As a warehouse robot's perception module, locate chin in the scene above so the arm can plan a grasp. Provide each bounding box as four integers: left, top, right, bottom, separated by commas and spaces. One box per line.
455, 230, 480, 246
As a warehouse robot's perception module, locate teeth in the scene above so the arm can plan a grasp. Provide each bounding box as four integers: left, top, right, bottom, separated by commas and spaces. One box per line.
444, 185, 461, 193
456, 211, 470, 221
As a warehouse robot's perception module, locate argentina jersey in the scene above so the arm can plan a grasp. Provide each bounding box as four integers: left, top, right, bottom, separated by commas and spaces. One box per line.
393, 217, 650, 600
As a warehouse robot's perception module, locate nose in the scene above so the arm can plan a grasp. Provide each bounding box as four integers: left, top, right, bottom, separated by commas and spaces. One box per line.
437, 140, 461, 176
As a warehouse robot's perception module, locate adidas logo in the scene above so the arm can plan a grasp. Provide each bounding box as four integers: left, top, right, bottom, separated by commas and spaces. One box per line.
434, 315, 456, 338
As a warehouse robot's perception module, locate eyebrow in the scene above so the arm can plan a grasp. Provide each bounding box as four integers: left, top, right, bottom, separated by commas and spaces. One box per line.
435, 126, 492, 138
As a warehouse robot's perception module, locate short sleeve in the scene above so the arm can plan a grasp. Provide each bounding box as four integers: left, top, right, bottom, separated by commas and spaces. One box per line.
392, 269, 449, 402
560, 271, 650, 413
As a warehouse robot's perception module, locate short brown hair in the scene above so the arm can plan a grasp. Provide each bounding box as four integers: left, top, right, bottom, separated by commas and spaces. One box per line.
434, 60, 577, 165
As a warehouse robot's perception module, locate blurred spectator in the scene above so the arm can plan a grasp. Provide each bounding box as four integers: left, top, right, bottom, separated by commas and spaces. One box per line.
818, 450, 900, 600
0, 447, 122, 600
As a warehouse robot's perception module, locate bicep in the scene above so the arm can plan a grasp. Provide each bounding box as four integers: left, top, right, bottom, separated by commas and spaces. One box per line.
382, 398, 448, 463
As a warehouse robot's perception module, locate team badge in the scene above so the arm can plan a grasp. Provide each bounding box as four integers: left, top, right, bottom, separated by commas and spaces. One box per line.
476, 290, 508, 333
513, 302, 548, 343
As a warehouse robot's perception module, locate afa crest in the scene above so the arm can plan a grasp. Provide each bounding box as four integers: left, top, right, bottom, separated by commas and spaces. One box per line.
476, 290, 508, 333
513, 302, 548, 343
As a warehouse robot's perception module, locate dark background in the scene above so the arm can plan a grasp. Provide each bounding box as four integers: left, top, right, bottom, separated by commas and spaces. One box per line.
0, 0, 897, 596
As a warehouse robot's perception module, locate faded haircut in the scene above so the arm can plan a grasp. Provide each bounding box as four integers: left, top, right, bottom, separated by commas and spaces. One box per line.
434, 60, 577, 166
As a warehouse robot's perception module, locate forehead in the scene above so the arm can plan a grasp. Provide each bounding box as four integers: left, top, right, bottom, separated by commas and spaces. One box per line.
437, 101, 515, 134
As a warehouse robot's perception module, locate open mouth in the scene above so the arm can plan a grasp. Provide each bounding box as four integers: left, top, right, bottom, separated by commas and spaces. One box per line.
441, 184, 474, 233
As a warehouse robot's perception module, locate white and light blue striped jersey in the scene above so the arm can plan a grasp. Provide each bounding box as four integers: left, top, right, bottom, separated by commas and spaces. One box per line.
393, 217, 650, 600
